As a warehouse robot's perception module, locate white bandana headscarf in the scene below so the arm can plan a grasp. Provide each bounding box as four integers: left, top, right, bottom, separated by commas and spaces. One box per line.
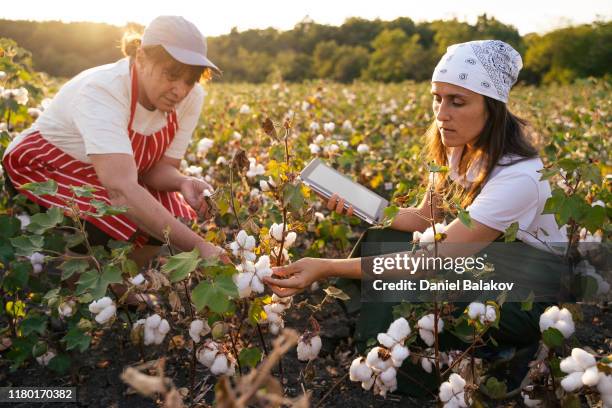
432, 40, 522, 103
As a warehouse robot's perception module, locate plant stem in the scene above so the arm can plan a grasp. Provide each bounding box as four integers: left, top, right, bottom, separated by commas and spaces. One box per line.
229, 166, 242, 230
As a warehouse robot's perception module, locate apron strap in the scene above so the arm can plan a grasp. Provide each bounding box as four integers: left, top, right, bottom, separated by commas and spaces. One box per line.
128, 62, 139, 131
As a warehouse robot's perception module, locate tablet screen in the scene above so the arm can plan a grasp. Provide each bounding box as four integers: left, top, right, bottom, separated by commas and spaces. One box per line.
306, 163, 384, 219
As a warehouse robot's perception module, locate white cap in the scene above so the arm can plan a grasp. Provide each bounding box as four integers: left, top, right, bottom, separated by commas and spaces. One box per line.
142, 15, 219, 72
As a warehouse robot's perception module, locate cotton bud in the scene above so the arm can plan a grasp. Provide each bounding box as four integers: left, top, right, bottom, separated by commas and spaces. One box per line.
36, 350, 56, 366
350, 357, 373, 382
417, 314, 444, 347
539, 306, 575, 338
130, 273, 145, 286
314, 134, 325, 144
357, 144, 370, 154
143, 314, 170, 345
58, 300, 76, 318
439, 373, 468, 408
239, 104, 250, 114
297, 334, 322, 361
309, 122, 320, 131
189, 319, 211, 343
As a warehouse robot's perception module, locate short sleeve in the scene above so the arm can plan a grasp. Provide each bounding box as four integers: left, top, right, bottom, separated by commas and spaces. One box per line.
467, 172, 539, 233
72, 81, 133, 156
164, 84, 205, 159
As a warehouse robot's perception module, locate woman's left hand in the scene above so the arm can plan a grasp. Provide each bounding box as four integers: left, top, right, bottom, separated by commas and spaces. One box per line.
180, 177, 214, 219
263, 257, 330, 297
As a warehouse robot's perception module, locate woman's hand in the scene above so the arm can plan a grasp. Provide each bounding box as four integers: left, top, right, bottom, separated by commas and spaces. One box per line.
326, 193, 354, 217
180, 177, 214, 219
263, 257, 331, 297
196, 241, 231, 264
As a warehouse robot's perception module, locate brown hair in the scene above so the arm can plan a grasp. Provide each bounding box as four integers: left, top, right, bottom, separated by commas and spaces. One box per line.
121, 31, 214, 84
426, 97, 538, 210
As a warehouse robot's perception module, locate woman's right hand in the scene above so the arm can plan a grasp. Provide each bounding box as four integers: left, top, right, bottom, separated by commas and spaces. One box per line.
325, 193, 355, 217
197, 241, 231, 264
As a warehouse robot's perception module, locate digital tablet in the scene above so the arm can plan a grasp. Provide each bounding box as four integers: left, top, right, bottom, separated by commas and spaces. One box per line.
299, 158, 389, 224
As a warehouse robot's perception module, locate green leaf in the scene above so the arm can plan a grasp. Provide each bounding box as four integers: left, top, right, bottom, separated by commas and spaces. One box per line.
578, 163, 602, 185
381, 205, 399, 228
282, 183, 305, 213
60, 259, 90, 281
101, 264, 123, 284
521, 291, 535, 311
65, 232, 85, 249
582, 205, 605, 233
192, 275, 238, 314
20, 315, 47, 336
70, 185, 98, 198
6, 336, 36, 371
482, 377, 507, 399
458, 209, 473, 229
427, 163, 449, 173
47, 354, 71, 374
503, 222, 519, 242
89, 200, 129, 217
542, 327, 565, 348
0, 215, 21, 238
162, 248, 201, 282
248, 297, 266, 326
238, 347, 262, 368
63, 326, 91, 352
10, 235, 44, 257
2, 261, 30, 291
557, 158, 579, 172
19, 180, 58, 196
323, 285, 350, 301
26, 207, 64, 234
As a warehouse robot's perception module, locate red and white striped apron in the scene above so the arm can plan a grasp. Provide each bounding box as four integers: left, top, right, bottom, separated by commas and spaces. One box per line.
3, 63, 197, 244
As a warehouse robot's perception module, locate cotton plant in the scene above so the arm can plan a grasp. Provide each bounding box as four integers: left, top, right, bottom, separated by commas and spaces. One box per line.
417, 313, 444, 347
439, 373, 470, 408
88, 297, 116, 324
189, 319, 212, 343
132, 314, 171, 346
196, 339, 236, 376
539, 306, 575, 338
349, 318, 412, 397
262, 294, 292, 335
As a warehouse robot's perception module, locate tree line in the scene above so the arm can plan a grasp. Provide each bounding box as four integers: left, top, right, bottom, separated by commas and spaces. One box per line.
0, 15, 609, 84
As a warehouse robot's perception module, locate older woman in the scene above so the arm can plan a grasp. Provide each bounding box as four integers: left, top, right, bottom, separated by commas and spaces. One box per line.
266, 40, 568, 394
3, 16, 227, 265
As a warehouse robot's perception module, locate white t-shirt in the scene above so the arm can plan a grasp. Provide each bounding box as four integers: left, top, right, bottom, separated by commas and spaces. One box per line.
4, 58, 205, 163
466, 155, 567, 252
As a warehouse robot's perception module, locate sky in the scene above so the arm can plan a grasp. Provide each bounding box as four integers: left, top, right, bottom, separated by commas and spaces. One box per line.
2, 0, 611, 36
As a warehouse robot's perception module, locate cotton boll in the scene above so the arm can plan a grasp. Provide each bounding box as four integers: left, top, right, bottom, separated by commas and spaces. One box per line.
484, 305, 497, 323
36, 350, 56, 367
239, 104, 250, 114
379, 366, 397, 385
158, 319, 170, 335
439, 382, 454, 403
284, 232, 297, 248
269, 223, 285, 241
58, 301, 75, 318
419, 329, 435, 347
387, 317, 410, 341
421, 357, 433, 373
366, 347, 392, 372
561, 371, 584, 392
377, 333, 396, 348
145, 314, 162, 329
260, 180, 271, 191
29, 252, 45, 265
323, 122, 335, 132
467, 302, 486, 320
250, 276, 265, 293
210, 354, 234, 375
581, 366, 601, 387
197, 341, 219, 367
522, 391, 543, 407
350, 357, 373, 382
95, 305, 116, 324
362, 376, 375, 391
309, 143, 321, 154
597, 375, 612, 407
560, 356, 583, 374
190, 319, 211, 343
89, 297, 113, 314
555, 319, 575, 338
33, 264, 43, 274
417, 314, 435, 331
297, 335, 322, 361
233, 272, 253, 298
357, 144, 369, 154
390, 344, 409, 367
571, 348, 596, 370
130, 273, 145, 286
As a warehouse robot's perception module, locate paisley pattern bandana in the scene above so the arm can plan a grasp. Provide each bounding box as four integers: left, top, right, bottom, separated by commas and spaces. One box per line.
432, 40, 522, 103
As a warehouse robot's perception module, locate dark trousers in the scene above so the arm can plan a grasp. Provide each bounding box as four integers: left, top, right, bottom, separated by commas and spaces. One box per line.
337, 227, 555, 396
